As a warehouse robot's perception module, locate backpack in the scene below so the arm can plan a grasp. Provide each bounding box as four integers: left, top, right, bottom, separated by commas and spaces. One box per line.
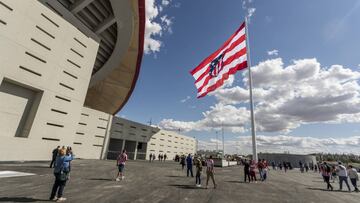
325, 165, 331, 173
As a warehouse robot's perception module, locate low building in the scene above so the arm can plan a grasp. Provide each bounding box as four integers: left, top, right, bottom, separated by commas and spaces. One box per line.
258, 153, 317, 168
106, 116, 197, 161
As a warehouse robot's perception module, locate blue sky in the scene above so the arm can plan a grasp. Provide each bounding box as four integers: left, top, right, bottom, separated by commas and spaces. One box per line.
118, 0, 360, 154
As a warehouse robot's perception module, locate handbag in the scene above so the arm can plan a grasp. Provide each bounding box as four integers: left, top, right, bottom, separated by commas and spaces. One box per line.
58, 170, 68, 181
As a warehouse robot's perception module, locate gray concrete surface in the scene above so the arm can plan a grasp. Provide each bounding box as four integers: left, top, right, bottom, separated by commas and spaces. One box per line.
0, 160, 359, 203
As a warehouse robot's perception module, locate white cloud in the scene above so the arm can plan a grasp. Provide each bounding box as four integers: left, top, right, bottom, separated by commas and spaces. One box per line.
180, 96, 191, 103
198, 135, 360, 155
267, 49, 279, 56
241, 0, 256, 22
144, 0, 174, 54
247, 8, 256, 21
160, 57, 360, 134
159, 103, 249, 133
162, 0, 171, 6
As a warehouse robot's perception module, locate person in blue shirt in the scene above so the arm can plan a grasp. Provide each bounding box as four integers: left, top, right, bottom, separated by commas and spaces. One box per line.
186, 154, 194, 177
49, 147, 74, 202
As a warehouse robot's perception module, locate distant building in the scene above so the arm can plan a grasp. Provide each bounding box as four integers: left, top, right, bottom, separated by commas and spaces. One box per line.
106, 117, 197, 161
258, 153, 317, 168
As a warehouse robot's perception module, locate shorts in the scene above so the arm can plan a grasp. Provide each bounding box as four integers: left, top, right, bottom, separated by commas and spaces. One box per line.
118, 164, 125, 173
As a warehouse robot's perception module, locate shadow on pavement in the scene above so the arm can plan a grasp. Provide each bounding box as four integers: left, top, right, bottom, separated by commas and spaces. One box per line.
307, 187, 343, 192
166, 175, 183, 178
87, 178, 114, 181
0, 197, 48, 202
225, 180, 247, 184
168, 184, 206, 190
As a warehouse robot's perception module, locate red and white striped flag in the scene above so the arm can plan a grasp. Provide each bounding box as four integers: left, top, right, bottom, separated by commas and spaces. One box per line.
190, 22, 248, 98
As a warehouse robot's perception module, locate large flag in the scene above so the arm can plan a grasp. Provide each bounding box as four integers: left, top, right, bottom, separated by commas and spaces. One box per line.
190, 22, 248, 98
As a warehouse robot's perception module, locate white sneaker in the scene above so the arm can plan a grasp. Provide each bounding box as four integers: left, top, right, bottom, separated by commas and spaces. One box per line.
115, 178, 120, 181
196, 184, 201, 187
56, 197, 66, 202
121, 176, 125, 180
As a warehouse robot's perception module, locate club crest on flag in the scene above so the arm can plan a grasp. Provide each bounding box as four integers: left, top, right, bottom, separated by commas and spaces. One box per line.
209, 53, 224, 77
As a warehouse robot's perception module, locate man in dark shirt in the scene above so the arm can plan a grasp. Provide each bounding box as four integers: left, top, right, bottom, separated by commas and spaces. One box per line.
186, 154, 194, 177
50, 146, 60, 168
244, 160, 251, 182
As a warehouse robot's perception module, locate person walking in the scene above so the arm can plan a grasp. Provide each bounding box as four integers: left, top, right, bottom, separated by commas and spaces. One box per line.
337, 162, 351, 192
158, 154, 161, 162
205, 156, 216, 189
250, 160, 257, 182
115, 150, 128, 181
149, 153, 152, 162
49, 147, 73, 201
331, 165, 338, 183
348, 165, 359, 192
195, 156, 203, 187
180, 155, 186, 170
65, 147, 73, 180
244, 160, 251, 183
50, 146, 60, 168
186, 154, 194, 177
164, 154, 167, 162
271, 161, 276, 170
257, 159, 264, 181
283, 161, 288, 173
322, 162, 333, 191
262, 160, 269, 181
152, 153, 156, 161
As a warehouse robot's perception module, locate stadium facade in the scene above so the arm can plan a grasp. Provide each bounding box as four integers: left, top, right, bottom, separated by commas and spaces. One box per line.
0, 0, 196, 161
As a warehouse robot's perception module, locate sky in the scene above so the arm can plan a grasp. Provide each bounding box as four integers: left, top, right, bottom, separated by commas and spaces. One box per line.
118, 0, 360, 155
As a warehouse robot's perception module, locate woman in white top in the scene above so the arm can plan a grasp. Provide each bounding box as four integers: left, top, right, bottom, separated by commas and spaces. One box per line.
347, 165, 359, 192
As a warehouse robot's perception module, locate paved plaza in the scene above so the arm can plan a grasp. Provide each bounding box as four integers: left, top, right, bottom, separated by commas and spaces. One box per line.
0, 160, 359, 203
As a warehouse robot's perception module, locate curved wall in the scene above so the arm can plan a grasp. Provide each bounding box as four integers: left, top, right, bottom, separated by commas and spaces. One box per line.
84, 0, 145, 115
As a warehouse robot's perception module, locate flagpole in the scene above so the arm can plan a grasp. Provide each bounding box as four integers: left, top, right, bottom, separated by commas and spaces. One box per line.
221, 123, 224, 157
245, 17, 258, 162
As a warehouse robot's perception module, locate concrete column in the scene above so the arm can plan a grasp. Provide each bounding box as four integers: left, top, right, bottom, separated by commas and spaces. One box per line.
121, 139, 126, 152
100, 114, 113, 160
133, 141, 138, 160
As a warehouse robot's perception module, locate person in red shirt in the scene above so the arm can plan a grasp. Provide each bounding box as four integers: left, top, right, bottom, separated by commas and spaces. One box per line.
250, 160, 257, 182
116, 150, 128, 181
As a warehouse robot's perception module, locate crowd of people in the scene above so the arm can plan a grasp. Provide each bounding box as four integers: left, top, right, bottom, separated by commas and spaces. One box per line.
319, 161, 359, 192
148, 153, 167, 162
47, 147, 359, 202
242, 159, 270, 183
174, 154, 217, 189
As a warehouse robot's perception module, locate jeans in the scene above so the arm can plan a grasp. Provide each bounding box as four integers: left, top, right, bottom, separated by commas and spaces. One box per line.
250, 171, 257, 182
262, 171, 267, 181
339, 176, 351, 191
196, 172, 201, 185
206, 171, 216, 187
324, 176, 333, 190
244, 171, 250, 182
258, 169, 263, 180
350, 178, 359, 191
50, 173, 67, 199
187, 166, 193, 177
